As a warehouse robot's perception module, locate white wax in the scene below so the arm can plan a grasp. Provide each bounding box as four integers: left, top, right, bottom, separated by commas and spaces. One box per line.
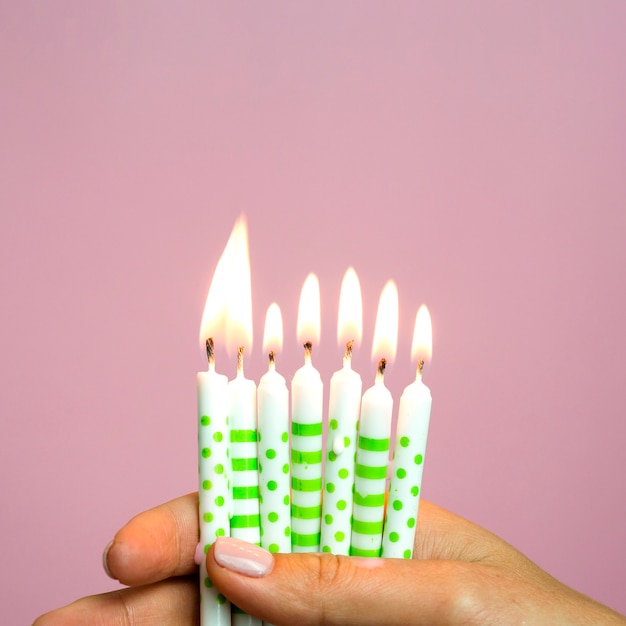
257, 363, 291, 554
197, 367, 231, 626
350, 375, 393, 557
320, 359, 362, 554
290, 356, 323, 552
382, 374, 432, 558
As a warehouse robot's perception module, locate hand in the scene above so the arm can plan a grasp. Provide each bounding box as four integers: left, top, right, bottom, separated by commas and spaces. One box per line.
33, 493, 625, 625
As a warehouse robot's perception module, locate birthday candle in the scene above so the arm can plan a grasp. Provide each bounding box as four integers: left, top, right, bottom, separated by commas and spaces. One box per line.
290, 274, 323, 553
257, 304, 291, 554
383, 305, 433, 558
350, 281, 398, 557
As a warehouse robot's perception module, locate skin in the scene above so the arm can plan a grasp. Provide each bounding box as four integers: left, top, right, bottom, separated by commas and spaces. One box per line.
33, 493, 625, 626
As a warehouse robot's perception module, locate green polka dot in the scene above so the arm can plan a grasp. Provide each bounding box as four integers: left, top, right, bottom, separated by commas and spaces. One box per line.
330, 418, 338, 430
202, 479, 212, 490
322, 545, 331, 552
281, 431, 289, 442
334, 531, 345, 542
214, 463, 224, 474
268, 480, 277, 491
396, 468, 407, 479
326, 482, 335, 493
266, 449, 276, 459
414, 454, 423, 465
260, 527, 264, 537
216, 528, 225, 536
407, 517, 415, 528
257, 432, 262, 442
284, 526, 291, 537
282, 463, 289, 474
268, 512, 278, 522
259, 463, 263, 473
204, 543, 210, 554
283, 495, 290, 505
215, 495, 225, 506
392, 500, 403, 511
338, 468, 348, 479
204, 576, 213, 588
225, 416, 229, 426
226, 448, 229, 458
403, 549, 411, 559
201, 447, 211, 458
328, 451, 337, 462
203, 512, 213, 523
201, 415, 210, 426
337, 500, 347, 511
411, 485, 420, 497
344, 436, 350, 447
259, 494, 264, 504
213, 432, 223, 442
324, 513, 333, 525
389, 532, 399, 543
269, 543, 279, 553
216, 594, 226, 605
400, 436, 410, 448
355, 420, 359, 431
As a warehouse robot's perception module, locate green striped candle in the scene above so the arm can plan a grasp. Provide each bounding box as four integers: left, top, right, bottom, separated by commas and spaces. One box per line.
198, 339, 231, 626
350, 359, 393, 557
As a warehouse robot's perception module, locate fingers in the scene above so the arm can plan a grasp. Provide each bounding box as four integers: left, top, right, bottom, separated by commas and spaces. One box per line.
32, 576, 198, 626
105, 493, 199, 586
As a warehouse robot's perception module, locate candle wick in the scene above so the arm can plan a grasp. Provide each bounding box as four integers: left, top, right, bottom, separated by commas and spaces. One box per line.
268, 350, 276, 371
237, 346, 244, 374
344, 340, 354, 361
375, 357, 386, 383
206, 338, 215, 367
417, 359, 425, 378
304, 341, 313, 364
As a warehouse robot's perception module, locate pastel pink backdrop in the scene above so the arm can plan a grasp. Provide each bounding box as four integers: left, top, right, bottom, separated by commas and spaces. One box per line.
1, 2, 625, 623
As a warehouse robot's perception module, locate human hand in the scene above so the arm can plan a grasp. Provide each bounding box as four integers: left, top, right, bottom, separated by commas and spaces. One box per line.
33, 492, 625, 625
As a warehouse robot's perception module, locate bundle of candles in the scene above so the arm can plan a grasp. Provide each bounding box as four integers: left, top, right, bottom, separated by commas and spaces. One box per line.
197, 217, 433, 626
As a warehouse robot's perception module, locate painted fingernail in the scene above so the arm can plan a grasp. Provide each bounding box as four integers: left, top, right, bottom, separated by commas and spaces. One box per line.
213, 537, 274, 578
102, 540, 115, 579
194, 541, 205, 566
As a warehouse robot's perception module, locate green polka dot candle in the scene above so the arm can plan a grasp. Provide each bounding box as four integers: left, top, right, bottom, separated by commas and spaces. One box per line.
383, 306, 433, 558
197, 339, 232, 626
257, 305, 291, 554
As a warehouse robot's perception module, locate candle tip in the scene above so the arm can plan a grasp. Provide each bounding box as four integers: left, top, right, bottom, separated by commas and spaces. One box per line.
237, 346, 245, 373
377, 357, 387, 379
268, 350, 276, 370
205, 338, 215, 366
417, 359, 425, 376
344, 340, 354, 361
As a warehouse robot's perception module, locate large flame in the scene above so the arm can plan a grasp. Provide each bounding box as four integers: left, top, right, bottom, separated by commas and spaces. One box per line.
371, 280, 398, 363
199, 215, 253, 355
297, 273, 321, 345
411, 304, 432, 363
263, 302, 283, 353
337, 267, 363, 348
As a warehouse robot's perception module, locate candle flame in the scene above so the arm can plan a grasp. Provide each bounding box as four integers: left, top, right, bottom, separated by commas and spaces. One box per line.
263, 303, 283, 353
371, 280, 398, 363
411, 304, 432, 364
297, 273, 321, 345
198, 215, 253, 356
337, 267, 363, 348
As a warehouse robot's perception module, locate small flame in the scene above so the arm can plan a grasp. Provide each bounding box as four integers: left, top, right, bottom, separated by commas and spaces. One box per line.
297, 273, 321, 345
263, 303, 283, 353
411, 304, 432, 364
371, 280, 398, 363
198, 215, 253, 355
337, 267, 363, 348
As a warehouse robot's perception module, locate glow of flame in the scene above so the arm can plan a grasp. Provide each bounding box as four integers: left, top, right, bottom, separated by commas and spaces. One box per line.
411, 304, 433, 363
297, 273, 321, 345
198, 215, 253, 355
371, 280, 398, 363
263, 303, 283, 353
337, 267, 363, 348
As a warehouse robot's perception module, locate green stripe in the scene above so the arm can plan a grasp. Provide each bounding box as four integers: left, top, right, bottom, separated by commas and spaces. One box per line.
351, 519, 384, 534
349, 546, 381, 557
232, 457, 258, 471
353, 492, 386, 507
291, 504, 322, 519
230, 514, 261, 528
355, 464, 387, 479
231, 605, 246, 614
291, 449, 323, 464
292, 422, 323, 436
358, 435, 390, 451
291, 532, 321, 547
233, 485, 259, 499
291, 477, 322, 492
230, 429, 257, 443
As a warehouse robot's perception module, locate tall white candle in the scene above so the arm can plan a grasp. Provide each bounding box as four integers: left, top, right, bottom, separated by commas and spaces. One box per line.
291, 273, 323, 553
197, 339, 231, 625
257, 304, 291, 554
383, 305, 433, 558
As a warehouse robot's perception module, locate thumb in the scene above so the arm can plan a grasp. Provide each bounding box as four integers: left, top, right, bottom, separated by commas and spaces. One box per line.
206, 537, 481, 626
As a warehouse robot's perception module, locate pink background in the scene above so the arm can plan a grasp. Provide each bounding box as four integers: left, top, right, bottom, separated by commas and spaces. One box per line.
2, 2, 625, 623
